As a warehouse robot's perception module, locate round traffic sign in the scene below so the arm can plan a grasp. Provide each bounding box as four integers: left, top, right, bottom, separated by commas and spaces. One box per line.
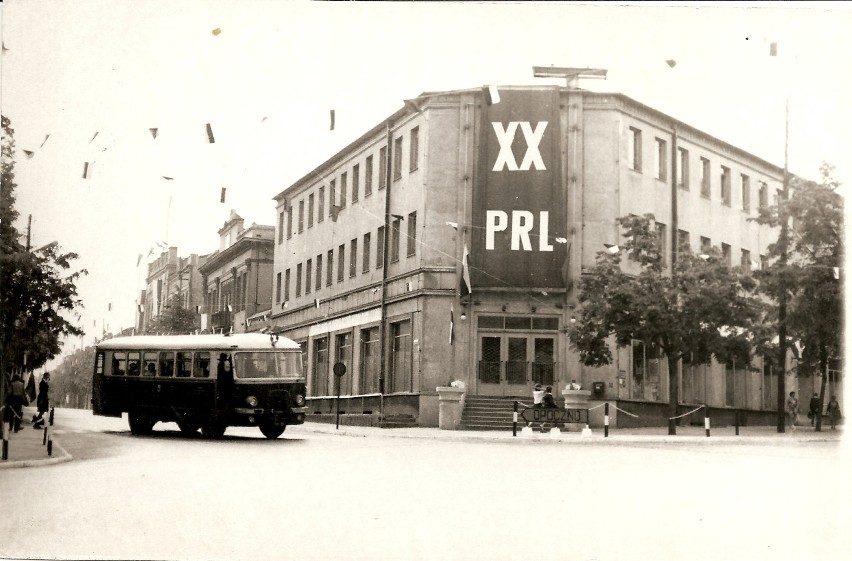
333, 362, 347, 377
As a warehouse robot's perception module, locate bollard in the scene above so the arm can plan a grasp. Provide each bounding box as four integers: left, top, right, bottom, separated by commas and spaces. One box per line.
704, 407, 711, 437
604, 402, 610, 438
2, 419, 8, 461
46, 407, 54, 456
512, 401, 518, 437
734, 409, 740, 436
43, 424, 47, 445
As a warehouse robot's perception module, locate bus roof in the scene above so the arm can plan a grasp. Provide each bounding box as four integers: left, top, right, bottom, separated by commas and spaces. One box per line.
96, 333, 301, 351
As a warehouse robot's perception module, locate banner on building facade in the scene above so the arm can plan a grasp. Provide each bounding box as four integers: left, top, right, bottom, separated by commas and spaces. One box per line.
471, 88, 566, 289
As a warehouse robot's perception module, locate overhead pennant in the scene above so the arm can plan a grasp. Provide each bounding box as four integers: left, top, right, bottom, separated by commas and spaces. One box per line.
149, 128, 159, 139
220, 187, 227, 203
108, 303, 112, 311
483, 85, 500, 105
82, 162, 92, 179
206, 123, 215, 143
212, 28, 222, 36
769, 42, 778, 56
23, 150, 34, 159
260, 116, 268, 123
136, 253, 143, 266
162, 176, 174, 181
665, 59, 677, 68
89, 132, 99, 143
460, 243, 472, 297
329, 109, 335, 131
40, 134, 50, 148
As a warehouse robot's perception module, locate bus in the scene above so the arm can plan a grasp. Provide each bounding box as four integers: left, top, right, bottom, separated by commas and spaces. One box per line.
92, 333, 307, 439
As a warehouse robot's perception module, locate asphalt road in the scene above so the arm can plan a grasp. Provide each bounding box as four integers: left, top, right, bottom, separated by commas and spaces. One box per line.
0, 409, 848, 561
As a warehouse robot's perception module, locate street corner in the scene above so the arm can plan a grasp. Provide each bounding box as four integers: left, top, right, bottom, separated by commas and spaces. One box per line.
1, 424, 72, 468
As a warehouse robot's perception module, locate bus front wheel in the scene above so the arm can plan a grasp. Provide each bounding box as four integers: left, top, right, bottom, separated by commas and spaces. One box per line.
259, 423, 286, 439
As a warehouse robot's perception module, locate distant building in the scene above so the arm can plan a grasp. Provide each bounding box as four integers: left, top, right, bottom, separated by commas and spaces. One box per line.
140, 247, 205, 334
269, 84, 841, 427
198, 210, 274, 334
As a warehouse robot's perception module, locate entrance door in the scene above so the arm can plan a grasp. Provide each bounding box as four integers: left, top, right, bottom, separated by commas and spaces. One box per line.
478, 334, 553, 397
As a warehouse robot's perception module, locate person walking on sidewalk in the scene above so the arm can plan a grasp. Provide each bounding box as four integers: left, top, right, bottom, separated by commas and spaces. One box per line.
32, 372, 50, 429
808, 393, 820, 426
786, 391, 799, 432
539, 386, 558, 432
4, 373, 28, 433
826, 396, 841, 430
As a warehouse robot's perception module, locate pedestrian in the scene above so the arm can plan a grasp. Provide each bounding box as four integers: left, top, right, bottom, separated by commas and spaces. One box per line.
532, 384, 544, 408
808, 393, 819, 426
4, 373, 28, 433
540, 386, 558, 432
32, 372, 50, 429
216, 353, 234, 409
785, 391, 799, 432
569, 379, 581, 390
826, 395, 841, 430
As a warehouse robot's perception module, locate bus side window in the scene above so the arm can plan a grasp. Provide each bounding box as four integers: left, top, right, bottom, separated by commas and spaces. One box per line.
176, 352, 192, 377
160, 352, 175, 377
127, 352, 141, 376
143, 352, 157, 376
194, 352, 210, 378
113, 352, 127, 375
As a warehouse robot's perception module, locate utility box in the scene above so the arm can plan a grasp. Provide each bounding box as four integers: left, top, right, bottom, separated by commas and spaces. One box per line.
592, 381, 605, 397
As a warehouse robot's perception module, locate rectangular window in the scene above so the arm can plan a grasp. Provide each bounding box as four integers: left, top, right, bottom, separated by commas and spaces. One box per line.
159, 352, 175, 377
340, 172, 347, 208
363, 232, 371, 273
296, 263, 302, 297
407, 211, 417, 257
298, 200, 305, 233
193, 352, 210, 378
758, 181, 768, 209
278, 211, 285, 244
655, 137, 667, 180
349, 238, 357, 278
176, 352, 192, 377
284, 269, 290, 302
741, 248, 752, 270
305, 258, 312, 294
390, 217, 401, 262
316, 254, 323, 291
377, 226, 385, 268
318, 186, 325, 223
286, 206, 293, 239
409, 126, 419, 172
700, 236, 711, 255
276, 272, 281, 303
677, 229, 690, 254
335, 332, 353, 396
760, 254, 768, 271
308, 194, 314, 228
326, 249, 333, 287
631, 340, 661, 402
389, 319, 412, 393
127, 352, 140, 376
721, 243, 731, 266
352, 164, 360, 203
337, 244, 345, 283
143, 352, 157, 377
741, 174, 751, 211
700, 157, 711, 197
628, 127, 642, 172
393, 136, 403, 180
378, 147, 387, 190
360, 327, 380, 394
677, 147, 689, 189
313, 337, 328, 397
365, 155, 374, 196
656, 222, 667, 265
721, 166, 731, 206
329, 179, 336, 217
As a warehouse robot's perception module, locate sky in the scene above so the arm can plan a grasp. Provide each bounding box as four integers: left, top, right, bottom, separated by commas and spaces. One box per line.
2, 1, 851, 368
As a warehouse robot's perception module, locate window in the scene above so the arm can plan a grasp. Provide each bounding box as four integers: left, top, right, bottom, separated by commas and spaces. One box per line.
409, 127, 419, 172
758, 181, 768, 208
313, 337, 328, 397
305, 259, 312, 294
352, 164, 360, 203
318, 186, 325, 223
407, 211, 417, 257
284, 269, 290, 303
278, 211, 284, 244
631, 340, 662, 402
377, 226, 385, 268
286, 206, 293, 239
316, 254, 323, 291
700, 157, 711, 197
721, 243, 731, 266
143, 352, 157, 377
390, 216, 401, 262
329, 179, 336, 217
379, 146, 387, 190
741, 248, 752, 270
628, 127, 642, 172
298, 200, 304, 233
365, 155, 373, 196
677, 147, 689, 189
655, 137, 667, 180
193, 352, 210, 378
360, 327, 380, 394
276, 272, 281, 303
335, 332, 353, 395
721, 166, 731, 206
337, 244, 345, 283
656, 222, 667, 264
363, 232, 371, 273
349, 238, 357, 278
760, 254, 768, 271
326, 249, 333, 287
127, 352, 140, 376
677, 229, 690, 254
340, 172, 347, 209
308, 194, 314, 228
700, 236, 711, 255
112, 351, 127, 375
176, 352, 192, 377
741, 174, 751, 211
393, 136, 403, 180
159, 352, 174, 377
389, 319, 412, 393
296, 264, 302, 297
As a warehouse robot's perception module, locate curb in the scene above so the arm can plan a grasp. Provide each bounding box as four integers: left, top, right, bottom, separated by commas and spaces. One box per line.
0, 441, 72, 469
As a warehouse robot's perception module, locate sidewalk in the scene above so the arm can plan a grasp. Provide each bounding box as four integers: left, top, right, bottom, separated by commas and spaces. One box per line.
0, 407, 71, 469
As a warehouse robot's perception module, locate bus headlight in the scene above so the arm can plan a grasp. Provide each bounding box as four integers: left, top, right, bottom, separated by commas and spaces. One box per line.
246, 396, 258, 407
294, 394, 306, 407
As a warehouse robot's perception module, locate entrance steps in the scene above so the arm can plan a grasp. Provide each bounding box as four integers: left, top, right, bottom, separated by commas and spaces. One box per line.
460, 395, 526, 431
379, 414, 417, 429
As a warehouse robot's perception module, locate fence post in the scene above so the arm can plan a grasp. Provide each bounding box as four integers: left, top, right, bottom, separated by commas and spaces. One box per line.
512, 401, 518, 437
2, 411, 8, 461
704, 406, 711, 437
734, 409, 740, 436
604, 402, 610, 438
46, 407, 54, 456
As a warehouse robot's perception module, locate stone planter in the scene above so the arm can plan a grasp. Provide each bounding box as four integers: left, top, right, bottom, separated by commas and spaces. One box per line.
561, 389, 592, 432
436, 386, 466, 430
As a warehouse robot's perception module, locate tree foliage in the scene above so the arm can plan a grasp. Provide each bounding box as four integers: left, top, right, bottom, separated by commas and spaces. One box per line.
147, 294, 200, 335
568, 214, 765, 430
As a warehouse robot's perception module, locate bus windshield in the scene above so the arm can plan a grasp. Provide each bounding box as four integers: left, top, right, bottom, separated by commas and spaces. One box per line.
233, 351, 301, 380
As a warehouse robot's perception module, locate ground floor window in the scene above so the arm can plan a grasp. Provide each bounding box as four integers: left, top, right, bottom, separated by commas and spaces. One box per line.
762, 357, 776, 410
360, 327, 380, 394
389, 319, 412, 393
313, 337, 328, 396
631, 340, 662, 401
682, 354, 708, 404
336, 332, 353, 395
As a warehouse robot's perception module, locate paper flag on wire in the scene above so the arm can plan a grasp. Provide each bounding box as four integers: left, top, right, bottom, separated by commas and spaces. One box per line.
23, 150, 34, 159
89, 132, 99, 143
40, 134, 50, 148
1, 42, 8, 53
484, 85, 500, 105
206, 123, 215, 143
665, 59, 677, 68
82, 162, 92, 179
212, 28, 221, 36
220, 187, 227, 203
329, 110, 335, 131
770, 42, 778, 56
136, 254, 143, 266
162, 176, 174, 181
260, 116, 268, 123
149, 128, 159, 139
108, 303, 112, 311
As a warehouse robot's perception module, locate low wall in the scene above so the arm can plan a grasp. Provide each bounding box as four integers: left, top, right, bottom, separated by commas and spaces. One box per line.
613, 400, 782, 428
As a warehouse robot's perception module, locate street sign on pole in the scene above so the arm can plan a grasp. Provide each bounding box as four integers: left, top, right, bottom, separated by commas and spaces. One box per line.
333, 362, 346, 429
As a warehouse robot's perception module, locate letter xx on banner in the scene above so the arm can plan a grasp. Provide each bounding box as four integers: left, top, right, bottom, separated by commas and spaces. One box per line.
471, 88, 567, 289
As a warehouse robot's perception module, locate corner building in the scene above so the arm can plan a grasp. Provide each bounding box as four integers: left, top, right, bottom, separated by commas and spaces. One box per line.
271, 85, 822, 428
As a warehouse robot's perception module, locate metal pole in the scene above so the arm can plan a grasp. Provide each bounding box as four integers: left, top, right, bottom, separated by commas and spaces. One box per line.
1, 411, 8, 460
704, 406, 710, 437
777, 98, 789, 433
512, 401, 518, 437
604, 402, 610, 438
735, 409, 740, 436
335, 377, 340, 430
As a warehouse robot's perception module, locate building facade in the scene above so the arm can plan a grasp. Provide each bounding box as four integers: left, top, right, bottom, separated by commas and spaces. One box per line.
199, 210, 274, 334
269, 85, 842, 427
140, 248, 205, 334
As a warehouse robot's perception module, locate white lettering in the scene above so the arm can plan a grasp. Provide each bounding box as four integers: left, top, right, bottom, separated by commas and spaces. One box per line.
491, 122, 520, 171
538, 211, 553, 251
511, 211, 534, 251
491, 121, 549, 171
485, 210, 508, 250
519, 121, 547, 170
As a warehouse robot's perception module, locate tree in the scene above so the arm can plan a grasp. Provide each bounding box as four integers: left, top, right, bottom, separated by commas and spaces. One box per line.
755, 163, 843, 431
147, 294, 200, 334
568, 214, 765, 434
